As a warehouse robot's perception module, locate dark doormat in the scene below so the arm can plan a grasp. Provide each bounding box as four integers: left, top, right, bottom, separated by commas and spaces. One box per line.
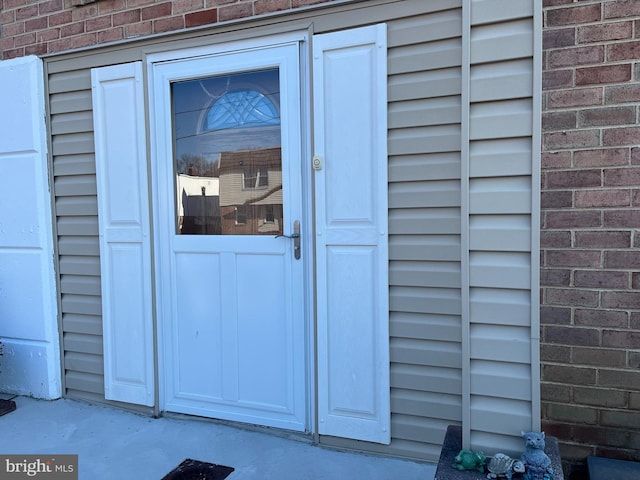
161, 459, 234, 480
0, 399, 16, 416
588, 456, 640, 480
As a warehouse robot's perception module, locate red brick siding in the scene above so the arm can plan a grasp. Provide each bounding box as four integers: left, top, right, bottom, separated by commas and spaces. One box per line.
542, 0, 640, 475
0, 0, 336, 59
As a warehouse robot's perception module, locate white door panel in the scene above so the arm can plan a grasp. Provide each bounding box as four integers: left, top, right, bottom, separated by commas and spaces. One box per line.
150, 40, 306, 431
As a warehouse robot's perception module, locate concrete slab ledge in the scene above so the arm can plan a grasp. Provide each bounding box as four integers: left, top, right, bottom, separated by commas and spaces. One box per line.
435, 425, 563, 480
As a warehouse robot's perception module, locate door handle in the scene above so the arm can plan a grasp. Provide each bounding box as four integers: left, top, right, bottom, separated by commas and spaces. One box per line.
274, 220, 301, 260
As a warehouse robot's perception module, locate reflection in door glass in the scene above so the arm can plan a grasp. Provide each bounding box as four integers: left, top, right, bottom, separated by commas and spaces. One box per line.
171, 68, 283, 235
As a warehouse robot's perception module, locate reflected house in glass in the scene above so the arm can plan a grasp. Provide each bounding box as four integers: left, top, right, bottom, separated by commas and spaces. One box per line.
218, 147, 283, 235
176, 172, 220, 234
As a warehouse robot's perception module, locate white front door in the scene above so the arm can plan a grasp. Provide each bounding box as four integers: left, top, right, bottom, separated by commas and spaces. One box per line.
150, 40, 307, 431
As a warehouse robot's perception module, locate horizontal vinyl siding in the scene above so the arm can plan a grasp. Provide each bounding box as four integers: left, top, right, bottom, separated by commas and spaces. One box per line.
44, 0, 537, 462
387, 5, 464, 462
42, 2, 467, 463
49, 66, 156, 415
48, 68, 106, 402
45, 1, 467, 462
467, 0, 536, 455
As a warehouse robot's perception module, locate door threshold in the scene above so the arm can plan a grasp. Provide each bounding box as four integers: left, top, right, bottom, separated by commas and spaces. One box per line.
160, 410, 315, 444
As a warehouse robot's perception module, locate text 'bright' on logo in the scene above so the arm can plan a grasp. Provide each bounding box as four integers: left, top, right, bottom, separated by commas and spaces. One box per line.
0, 455, 77, 479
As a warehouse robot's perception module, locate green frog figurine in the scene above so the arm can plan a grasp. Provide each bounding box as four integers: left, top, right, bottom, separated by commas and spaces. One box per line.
452, 449, 487, 473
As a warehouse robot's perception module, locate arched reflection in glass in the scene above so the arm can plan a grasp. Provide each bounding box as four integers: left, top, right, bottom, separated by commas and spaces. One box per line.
205, 89, 280, 131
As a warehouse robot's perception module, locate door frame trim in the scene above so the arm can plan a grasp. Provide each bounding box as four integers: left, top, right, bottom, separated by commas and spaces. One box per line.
146, 31, 315, 433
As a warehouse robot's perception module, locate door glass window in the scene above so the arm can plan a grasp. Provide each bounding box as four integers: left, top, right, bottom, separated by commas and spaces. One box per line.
171, 68, 283, 235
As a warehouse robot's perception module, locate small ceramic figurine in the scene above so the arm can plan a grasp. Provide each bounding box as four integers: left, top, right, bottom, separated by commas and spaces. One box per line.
452, 449, 487, 473
520, 432, 553, 480
487, 453, 525, 479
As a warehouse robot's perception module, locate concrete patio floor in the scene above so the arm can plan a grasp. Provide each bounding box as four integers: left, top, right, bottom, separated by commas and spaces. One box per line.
0, 396, 437, 480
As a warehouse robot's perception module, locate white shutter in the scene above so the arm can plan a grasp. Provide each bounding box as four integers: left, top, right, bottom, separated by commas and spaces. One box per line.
313, 24, 390, 444
92, 62, 154, 406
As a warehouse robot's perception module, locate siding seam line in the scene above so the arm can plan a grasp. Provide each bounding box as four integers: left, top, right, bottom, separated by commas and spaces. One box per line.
461, 0, 472, 451
530, 0, 543, 432
44, 58, 67, 398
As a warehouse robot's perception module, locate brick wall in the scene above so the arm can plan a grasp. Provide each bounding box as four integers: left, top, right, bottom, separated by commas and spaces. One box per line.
542, 1, 640, 478
0, 0, 334, 59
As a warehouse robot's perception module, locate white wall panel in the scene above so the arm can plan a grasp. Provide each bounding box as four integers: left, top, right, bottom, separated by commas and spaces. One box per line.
0, 56, 60, 399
